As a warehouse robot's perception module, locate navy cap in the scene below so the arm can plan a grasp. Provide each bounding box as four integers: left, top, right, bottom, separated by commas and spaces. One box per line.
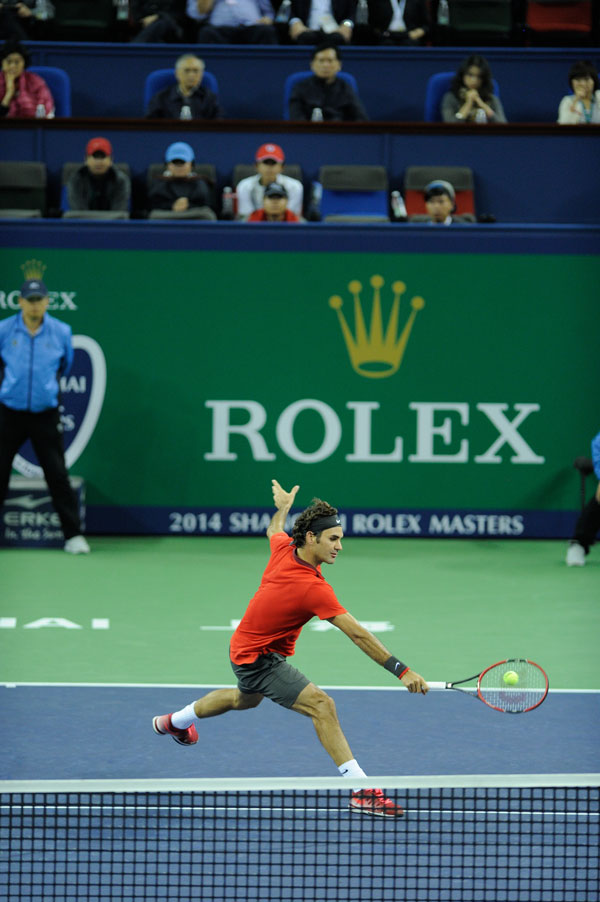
264, 182, 288, 199
20, 279, 48, 299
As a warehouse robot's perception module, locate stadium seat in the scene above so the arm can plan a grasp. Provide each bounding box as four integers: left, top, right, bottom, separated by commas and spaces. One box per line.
29, 66, 71, 117
143, 69, 219, 114
0, 162, 46, 217
283, 71, 359, 120
424, 72, 500, 122
525, 0, 593, 41
60, 162, 131, 218
50, 0, 116, 41
448, 0, 513, 38
403, 166, 476, 217
318, 165, 389, 222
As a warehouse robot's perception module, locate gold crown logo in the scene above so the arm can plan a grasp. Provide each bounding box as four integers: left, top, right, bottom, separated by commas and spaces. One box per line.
329, 275, 425, 379
20, 259, 47, 281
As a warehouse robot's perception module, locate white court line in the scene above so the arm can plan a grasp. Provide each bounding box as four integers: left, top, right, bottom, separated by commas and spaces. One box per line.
1, 803, 596, 819
1, 681, 598, 692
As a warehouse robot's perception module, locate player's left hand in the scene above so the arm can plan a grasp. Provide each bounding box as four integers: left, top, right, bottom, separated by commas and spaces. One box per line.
401, 669, 429, 694
271, 479, 299, 511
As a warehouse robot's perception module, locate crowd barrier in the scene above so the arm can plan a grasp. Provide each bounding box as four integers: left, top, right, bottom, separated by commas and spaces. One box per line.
0, 220, 598, 538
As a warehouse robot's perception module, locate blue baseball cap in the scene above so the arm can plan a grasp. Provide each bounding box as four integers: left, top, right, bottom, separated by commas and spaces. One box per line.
165, 141, 194, 163
20, 279, 48, 299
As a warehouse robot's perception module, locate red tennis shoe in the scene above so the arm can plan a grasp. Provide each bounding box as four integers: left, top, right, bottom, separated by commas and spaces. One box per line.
152, 713, 198, 746
349, 788, 404, 817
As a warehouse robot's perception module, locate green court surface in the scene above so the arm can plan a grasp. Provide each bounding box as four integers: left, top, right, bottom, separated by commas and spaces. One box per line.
1, 537, 598, 689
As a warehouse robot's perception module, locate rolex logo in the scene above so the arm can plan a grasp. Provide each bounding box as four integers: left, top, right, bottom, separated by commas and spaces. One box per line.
20, 259, 47, 281
329, 275, 425, 379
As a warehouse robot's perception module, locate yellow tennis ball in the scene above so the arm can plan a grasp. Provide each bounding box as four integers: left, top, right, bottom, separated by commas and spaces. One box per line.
503, 670, 519, 686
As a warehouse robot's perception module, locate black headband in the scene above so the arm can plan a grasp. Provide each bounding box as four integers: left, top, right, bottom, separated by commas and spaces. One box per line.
308, 515, 341, 534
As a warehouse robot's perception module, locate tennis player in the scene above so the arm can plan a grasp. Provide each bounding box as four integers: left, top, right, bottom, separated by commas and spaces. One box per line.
153, 479, 428, 817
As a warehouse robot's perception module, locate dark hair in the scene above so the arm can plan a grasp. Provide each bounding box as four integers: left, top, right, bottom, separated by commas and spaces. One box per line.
311, 42, 341, 61
425, 185, 452, 202
0, 40, 30, 68
292, 498, 339, 547
451, 54, 495, 102
568, 60, 599, 91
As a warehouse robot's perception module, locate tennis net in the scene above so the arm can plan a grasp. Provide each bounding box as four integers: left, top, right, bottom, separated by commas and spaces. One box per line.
1, 774, 598, 901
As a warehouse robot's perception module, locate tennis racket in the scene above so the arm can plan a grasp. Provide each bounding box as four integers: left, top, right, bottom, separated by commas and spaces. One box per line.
428, 658, 548, 714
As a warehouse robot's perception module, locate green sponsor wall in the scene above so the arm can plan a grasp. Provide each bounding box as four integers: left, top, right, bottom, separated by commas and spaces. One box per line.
1, 248, 597, 512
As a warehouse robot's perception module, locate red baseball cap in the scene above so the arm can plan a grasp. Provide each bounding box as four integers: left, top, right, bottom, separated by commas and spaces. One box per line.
255, 143, 284, 163
86, 137, 113, 157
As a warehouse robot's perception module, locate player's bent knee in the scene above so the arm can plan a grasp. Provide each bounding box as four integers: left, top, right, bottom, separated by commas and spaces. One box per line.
293, 684, 337, 720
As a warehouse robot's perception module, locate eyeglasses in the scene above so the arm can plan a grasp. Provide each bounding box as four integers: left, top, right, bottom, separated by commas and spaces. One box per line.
259, 159, 279, 166
91, 152, 108, 159
169, 159, 188, 165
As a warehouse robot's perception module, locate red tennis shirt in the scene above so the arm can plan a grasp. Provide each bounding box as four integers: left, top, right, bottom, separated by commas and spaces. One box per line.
229, 532, 347, 664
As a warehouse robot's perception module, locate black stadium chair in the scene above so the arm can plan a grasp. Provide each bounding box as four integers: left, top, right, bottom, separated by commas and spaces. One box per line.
0, 162, 47, 218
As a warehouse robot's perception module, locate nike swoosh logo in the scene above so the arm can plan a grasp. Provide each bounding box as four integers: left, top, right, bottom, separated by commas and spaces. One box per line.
8, 494, 52, 510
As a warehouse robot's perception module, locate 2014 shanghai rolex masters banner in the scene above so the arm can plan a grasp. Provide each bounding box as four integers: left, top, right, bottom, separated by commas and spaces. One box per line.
0, 248, 596, 539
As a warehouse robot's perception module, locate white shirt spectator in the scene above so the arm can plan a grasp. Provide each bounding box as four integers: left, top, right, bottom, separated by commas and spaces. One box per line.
236, 173, 303, 219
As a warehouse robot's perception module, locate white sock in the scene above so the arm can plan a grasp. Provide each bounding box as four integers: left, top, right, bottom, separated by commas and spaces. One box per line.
338, 758, 367, 791
170, 704, 197, 729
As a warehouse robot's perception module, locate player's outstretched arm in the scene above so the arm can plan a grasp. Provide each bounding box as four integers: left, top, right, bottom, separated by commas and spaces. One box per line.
267, 479, 300, 538
329, 612, 428, 694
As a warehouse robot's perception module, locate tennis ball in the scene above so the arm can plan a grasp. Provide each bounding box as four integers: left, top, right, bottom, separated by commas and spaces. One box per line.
503, 670, 519, 686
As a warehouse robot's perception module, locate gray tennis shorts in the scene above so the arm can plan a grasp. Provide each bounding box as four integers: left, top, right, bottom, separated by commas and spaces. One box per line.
230, 652, 310, 709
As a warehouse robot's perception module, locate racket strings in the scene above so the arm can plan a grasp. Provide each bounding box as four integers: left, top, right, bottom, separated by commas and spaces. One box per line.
478, 660, 548, 713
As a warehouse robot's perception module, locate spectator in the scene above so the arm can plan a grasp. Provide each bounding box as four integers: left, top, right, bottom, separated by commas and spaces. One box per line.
187, 0, 277, 43
566, 430, 600, 566
247, 182, 300, 221
288, 0, 356, 45
147, 141, 217, 219
289, 43, 368, 122
557, 61, 600, 125
441, 54, 506, 124
66, 137, 130, 214
131, 0, 187, 42
146, 53, 221, 120
365, 0, 429, 45
0, 278, 90, 554
236, 143, 303, 220
422, 180, 456, 225
0, 1, 47, 42
0, 39, 54, 118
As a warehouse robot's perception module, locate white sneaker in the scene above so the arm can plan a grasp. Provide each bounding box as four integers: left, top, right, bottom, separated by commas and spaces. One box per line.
566, 543, 585, 566
64, 535, 90, 554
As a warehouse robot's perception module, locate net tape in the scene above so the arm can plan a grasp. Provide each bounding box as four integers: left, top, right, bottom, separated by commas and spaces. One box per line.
1, 775, 598, 902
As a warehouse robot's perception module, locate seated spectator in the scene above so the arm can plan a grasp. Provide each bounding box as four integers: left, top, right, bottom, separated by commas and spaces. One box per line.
441, 54, 506, 124
557, 61, 600, 125
66, 137, 131, 213
236, 143, 303, 220
0, 39, 54, 118
147, 141, 216, 219
146, 54, 221, 120
187, 0, 277, 43
288, 0, 355, 45
423, 180, 456, 225
0, 1, 47, 42
247, 183, 300, 222
131, 0, 187, 42
365, 0, 429, 45
289, 43, 368, 122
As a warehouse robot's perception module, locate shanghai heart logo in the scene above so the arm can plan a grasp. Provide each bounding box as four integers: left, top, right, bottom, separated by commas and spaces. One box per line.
13, 335, 106, 477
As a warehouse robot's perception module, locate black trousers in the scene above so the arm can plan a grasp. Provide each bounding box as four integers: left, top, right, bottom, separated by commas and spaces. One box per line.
572, 492, 600, 554
0, 403, 81, 540
194, 23, 277, 43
